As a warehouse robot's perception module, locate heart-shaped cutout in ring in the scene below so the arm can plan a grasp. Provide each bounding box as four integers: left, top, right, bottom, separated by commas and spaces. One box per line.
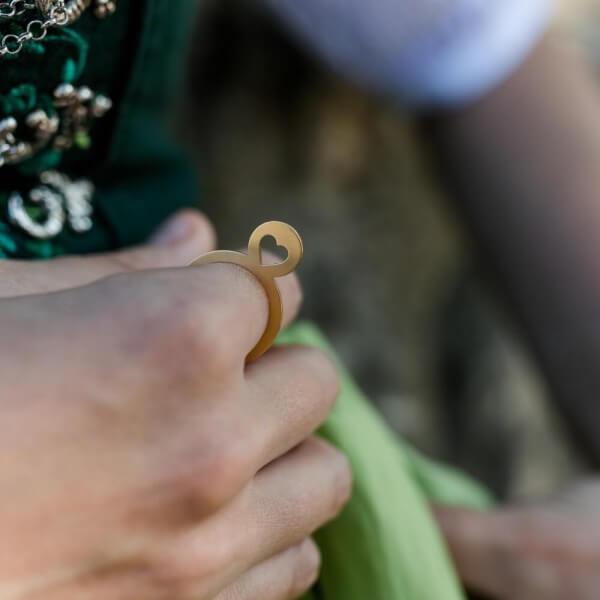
190, 221, 303, 362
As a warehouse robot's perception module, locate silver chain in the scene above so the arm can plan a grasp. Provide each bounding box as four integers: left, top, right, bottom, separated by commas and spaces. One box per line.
0, 1, 36, 19
0, 0, 69, 57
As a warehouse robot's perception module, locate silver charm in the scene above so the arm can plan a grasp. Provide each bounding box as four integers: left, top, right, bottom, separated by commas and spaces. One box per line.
7, 170, 94, 239
0, 84, 111, 168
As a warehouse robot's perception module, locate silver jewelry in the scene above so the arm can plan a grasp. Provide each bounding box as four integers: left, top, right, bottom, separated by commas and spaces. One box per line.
0, 83, 111, 168
52, 83, 112, 151
0, 110, 59, 168
7, 170, 94, 239
1, 0, 116, 57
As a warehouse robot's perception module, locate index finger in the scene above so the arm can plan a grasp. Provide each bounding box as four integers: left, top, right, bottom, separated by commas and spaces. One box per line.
434, 506, 552, 599
189, 252, 303, 364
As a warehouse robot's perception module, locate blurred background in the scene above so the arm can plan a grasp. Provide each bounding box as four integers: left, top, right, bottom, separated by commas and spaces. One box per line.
180, 0, 600, 501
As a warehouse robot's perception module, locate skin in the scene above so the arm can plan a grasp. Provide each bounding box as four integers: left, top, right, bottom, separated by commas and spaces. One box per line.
0, 210, 352, 600
427, 35, 600, 597
435, 480, 600, 599
427, 34, 600, 462
5, 19, 600, 600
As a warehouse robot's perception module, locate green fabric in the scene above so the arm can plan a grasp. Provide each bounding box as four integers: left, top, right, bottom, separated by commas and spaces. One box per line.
277, 323, 492, 599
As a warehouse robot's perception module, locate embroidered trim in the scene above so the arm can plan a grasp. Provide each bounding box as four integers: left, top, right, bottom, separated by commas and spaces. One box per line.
0, 27, 110, 172
4, 169, 93, 242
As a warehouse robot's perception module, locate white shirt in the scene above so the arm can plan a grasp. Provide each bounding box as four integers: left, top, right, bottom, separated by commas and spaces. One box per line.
264, 0, 555, 108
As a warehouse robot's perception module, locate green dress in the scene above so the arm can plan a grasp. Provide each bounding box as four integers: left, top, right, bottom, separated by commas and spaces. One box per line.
0, 2, 492, 597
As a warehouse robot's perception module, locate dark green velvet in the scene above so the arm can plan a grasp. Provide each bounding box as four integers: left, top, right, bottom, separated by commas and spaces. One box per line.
0, 0, 199, 257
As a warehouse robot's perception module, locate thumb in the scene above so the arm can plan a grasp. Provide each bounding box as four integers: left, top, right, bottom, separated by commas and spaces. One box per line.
0, 210, 216, 298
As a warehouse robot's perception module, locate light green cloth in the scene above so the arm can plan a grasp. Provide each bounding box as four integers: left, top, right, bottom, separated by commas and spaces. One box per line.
277, 323, 492, 599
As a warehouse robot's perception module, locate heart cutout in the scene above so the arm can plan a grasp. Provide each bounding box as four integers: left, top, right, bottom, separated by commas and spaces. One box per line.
258, 234, 289, 266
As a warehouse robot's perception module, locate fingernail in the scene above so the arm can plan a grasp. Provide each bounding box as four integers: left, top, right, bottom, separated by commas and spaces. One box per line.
150, 213, 192, 246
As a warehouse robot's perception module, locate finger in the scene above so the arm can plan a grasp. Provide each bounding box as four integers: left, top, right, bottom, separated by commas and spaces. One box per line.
435, 506, 519, 597
243, 345, 340, 470
214, 539, 321, 600
434, 506, 551, 599
438, 505, 600, 600
156, 438, 351, 598
0, 210, 215, 298
178, 260, 302, 364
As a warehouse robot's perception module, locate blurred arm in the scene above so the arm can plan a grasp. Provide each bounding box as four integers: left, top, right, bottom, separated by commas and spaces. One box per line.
263, 0, 553, 107
426, 35, 600, 461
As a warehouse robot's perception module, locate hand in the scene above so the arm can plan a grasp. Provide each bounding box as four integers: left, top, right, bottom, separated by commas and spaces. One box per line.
435, 480, 600, 599
0, 211, 351, 599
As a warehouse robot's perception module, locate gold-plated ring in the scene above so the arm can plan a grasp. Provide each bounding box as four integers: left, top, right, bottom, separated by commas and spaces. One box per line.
190, 221, 303, 362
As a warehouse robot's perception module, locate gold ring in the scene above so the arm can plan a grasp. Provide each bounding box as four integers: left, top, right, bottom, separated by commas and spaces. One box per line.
190, 221, 303, 362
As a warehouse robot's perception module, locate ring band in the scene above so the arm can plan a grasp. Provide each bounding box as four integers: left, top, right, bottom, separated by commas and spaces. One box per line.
190, 221, 304, 362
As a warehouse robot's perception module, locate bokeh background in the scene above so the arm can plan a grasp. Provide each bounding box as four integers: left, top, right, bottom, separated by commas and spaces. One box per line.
180, 0, 600, 501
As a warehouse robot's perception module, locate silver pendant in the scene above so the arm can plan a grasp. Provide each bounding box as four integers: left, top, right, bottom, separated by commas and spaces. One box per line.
7, 171, 94, 240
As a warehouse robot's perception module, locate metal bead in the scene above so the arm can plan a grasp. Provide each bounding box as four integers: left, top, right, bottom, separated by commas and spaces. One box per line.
36, 0, 92, 25
25, 110, 47, 128
54, 83, 77, 106
0, 117, 18, 135
94, 0, 116, 18
77, 86, 93, 103
25, 109, 59, 138
91, 94, 112, 118
5, 141, 31, 161
0, 84, 113, 169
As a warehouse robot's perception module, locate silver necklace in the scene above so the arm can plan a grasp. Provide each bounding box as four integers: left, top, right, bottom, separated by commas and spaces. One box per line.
0, 0, 115, 57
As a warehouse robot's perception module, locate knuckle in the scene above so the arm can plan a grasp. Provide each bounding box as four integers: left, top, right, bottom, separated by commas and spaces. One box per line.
141, 287, 236, 380
147, 547, 227, 600
202, 446, 248, 511
171, 433, 249, 516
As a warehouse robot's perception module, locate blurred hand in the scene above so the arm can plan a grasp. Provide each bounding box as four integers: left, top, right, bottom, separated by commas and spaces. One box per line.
435, 480, 600, 599
0, 211, 351, 600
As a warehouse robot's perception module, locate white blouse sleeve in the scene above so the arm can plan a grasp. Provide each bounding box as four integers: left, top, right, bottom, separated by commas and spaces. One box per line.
264, 0, 556, 108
